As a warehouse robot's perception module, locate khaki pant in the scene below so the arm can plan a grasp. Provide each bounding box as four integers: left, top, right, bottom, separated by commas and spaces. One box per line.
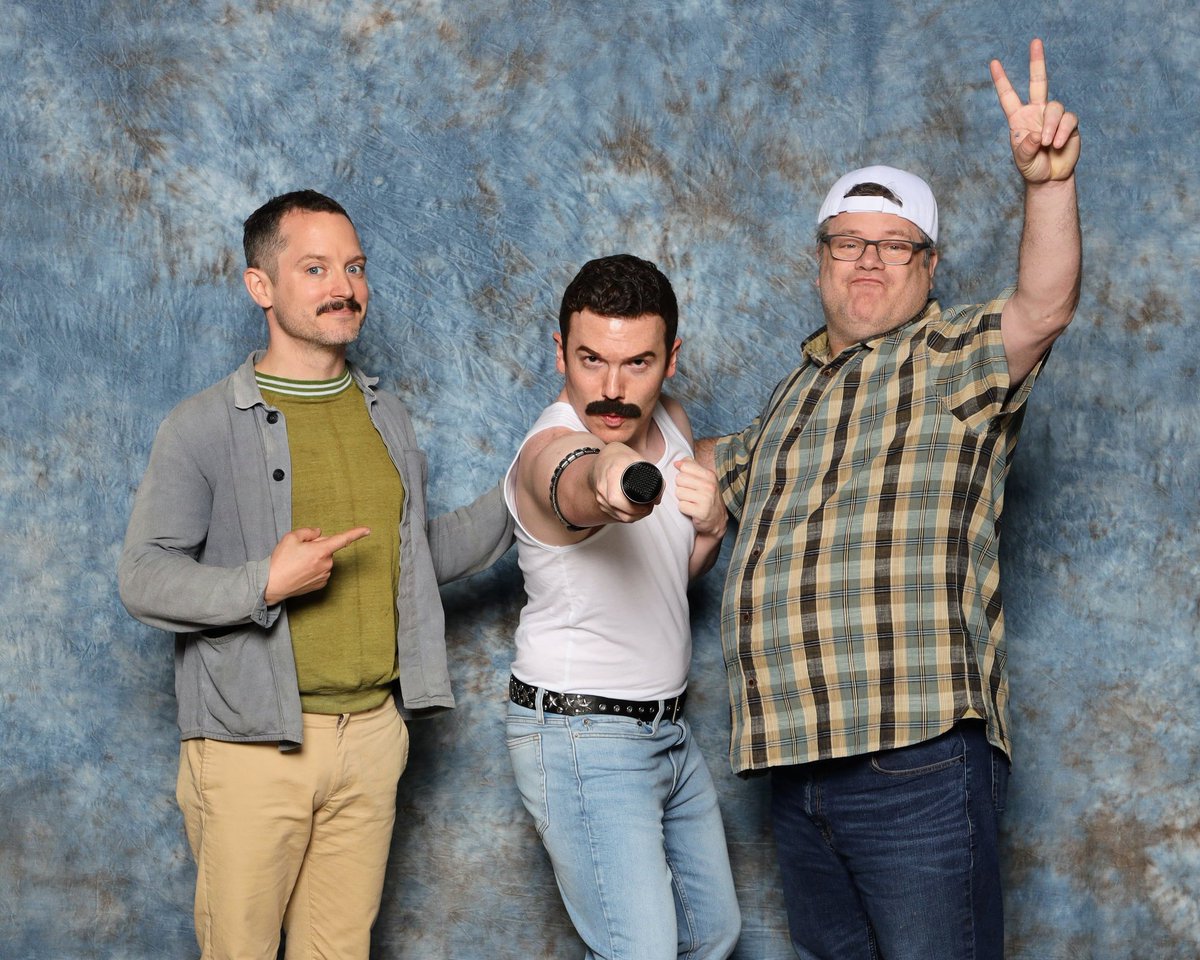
176, 700, 408, 960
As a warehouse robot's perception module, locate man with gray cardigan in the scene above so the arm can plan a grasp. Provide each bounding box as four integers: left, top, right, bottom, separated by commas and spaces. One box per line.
119, 190, 512, 960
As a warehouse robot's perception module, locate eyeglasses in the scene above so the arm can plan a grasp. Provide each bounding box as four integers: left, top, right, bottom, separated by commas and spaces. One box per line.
820, 234, 932, 265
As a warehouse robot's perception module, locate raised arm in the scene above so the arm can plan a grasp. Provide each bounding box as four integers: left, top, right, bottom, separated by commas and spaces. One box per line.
992, 38, 1082, 385
515, 427, 657, 547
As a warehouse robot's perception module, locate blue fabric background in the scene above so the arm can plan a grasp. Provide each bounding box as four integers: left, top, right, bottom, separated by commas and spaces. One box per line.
2, 1, 1197, 957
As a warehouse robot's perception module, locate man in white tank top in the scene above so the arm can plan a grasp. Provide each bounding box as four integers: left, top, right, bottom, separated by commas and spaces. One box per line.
502, 255, 740, 959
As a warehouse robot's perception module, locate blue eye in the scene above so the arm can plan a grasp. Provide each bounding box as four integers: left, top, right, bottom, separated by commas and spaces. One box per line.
348, 264, 364, 276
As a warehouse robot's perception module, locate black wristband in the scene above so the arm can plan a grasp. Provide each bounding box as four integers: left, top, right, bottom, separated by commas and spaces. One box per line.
549, 446, 600, 531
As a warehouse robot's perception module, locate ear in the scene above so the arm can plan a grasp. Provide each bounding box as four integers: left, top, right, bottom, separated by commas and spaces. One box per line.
553, 331, 566, 376
664, 337, 681, 379
926, 249, 939, 289
244, 267, 273, 310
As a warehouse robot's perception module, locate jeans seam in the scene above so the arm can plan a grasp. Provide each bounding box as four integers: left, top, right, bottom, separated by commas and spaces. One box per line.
666, 722, 695, 956
506, 707, 551, 837
667, 853, 699, 958
569, 720, 621, 959
963, 727, 979, 960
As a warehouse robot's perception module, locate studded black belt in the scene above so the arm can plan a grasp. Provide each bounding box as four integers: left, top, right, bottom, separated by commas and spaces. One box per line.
509, 674, 686, 722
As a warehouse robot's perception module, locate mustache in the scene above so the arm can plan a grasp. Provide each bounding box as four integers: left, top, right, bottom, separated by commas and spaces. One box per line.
316, 297, 364, 316
586, 399, 642, 420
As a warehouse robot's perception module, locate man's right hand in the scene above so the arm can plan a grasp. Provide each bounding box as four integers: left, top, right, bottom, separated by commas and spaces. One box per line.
590, 442, 660, 524
264, 526, 371, 605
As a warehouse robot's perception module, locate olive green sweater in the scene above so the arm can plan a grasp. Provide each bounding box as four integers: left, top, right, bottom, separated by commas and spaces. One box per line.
259, 371, 403, 714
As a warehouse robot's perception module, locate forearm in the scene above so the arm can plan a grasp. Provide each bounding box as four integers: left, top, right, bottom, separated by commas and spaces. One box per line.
698, 431, 748, 523
989, 39, 1082, 381
118, 420, 276, 633
688, 531, 724, 580
536, 435, 648, 530
1013, 176, 1081, 332
1001, 176, 1081, 382
429, 481, 515, 584
118, 545, 272, 632
693, 436, 717, 473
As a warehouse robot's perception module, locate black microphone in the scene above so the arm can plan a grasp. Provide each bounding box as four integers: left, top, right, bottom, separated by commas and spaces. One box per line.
620, 461, 663, 504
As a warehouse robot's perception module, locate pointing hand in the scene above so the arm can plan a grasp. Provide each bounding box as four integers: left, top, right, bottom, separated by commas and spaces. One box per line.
264, 526, 371, 605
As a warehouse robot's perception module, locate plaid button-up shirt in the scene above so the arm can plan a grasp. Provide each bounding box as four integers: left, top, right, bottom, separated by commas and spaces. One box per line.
714, 291, 1042, 774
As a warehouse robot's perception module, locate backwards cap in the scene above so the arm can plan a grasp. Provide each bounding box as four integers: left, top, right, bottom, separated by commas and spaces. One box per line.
817, 165, 938, 243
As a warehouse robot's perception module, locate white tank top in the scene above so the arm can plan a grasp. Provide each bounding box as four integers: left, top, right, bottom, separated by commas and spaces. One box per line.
503, 401, 695, 699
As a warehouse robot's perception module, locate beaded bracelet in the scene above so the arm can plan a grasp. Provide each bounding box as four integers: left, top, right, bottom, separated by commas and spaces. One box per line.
549, 446, 600, 531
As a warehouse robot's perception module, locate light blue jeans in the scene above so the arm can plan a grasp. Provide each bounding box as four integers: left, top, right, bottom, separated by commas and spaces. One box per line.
506, 697, 741, 960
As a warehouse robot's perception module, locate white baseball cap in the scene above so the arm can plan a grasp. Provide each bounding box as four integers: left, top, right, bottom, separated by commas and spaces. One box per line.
817, 165, 938, 243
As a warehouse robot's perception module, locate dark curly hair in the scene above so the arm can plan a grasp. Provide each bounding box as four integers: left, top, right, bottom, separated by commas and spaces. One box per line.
558, 254, 678, 350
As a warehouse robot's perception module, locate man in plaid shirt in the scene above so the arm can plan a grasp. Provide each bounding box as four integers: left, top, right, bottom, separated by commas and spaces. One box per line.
697, 40, 1081, 959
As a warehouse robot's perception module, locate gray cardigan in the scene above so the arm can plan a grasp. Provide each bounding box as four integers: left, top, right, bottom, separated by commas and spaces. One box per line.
118, 353, 513, 746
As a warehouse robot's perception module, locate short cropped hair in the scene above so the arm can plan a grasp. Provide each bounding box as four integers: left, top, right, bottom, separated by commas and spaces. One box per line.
558, 254, 679, 350
243, 190, 353, 277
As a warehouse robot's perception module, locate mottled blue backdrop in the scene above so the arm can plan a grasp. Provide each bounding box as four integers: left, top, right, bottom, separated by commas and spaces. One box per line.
2, 1, 1197, 957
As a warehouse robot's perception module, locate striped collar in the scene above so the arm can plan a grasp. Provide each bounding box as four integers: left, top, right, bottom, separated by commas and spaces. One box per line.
255, 369, 353, 398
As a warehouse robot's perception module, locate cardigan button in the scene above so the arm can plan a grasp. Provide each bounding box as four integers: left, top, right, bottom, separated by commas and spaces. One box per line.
266, 411, 279, 424
272, 469, 285, 481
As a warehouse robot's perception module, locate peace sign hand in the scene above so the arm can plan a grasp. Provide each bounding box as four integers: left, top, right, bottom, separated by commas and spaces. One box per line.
990, 38, 1080, 184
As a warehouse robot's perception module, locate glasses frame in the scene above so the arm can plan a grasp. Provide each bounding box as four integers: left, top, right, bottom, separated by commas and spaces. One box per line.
820, 234, 933, 266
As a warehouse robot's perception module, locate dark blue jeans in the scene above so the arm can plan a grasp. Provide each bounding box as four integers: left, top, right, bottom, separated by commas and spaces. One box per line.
770, 722, 1009, 960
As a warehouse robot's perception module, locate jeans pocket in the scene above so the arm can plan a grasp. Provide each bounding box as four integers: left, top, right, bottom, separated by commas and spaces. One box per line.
574, 715, 654, 739
869, 729, 966, 778
992, 748, 1010, 814
506, 732, 550, 837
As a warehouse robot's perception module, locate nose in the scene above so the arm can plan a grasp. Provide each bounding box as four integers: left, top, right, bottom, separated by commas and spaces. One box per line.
855, 241, 886, 268
602, 365, 624, 399
330, 268, 358, 300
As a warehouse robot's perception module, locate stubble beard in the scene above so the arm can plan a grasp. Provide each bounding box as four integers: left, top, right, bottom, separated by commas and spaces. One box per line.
821, 281, 917, 350
275, 299, 365, 349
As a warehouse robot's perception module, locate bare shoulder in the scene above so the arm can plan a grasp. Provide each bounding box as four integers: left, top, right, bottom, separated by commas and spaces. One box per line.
659, 394, 694, 446
516, 426, 575, 487
521, 424, 573, 459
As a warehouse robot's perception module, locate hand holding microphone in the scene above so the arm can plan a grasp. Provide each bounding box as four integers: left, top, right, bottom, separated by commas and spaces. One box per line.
584, 444, 663, 524
619, 460, 664, 505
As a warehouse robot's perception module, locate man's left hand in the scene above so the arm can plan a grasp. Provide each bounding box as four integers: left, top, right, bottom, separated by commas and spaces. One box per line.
991, 38, 1081, 184
675, 458, 727, 539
